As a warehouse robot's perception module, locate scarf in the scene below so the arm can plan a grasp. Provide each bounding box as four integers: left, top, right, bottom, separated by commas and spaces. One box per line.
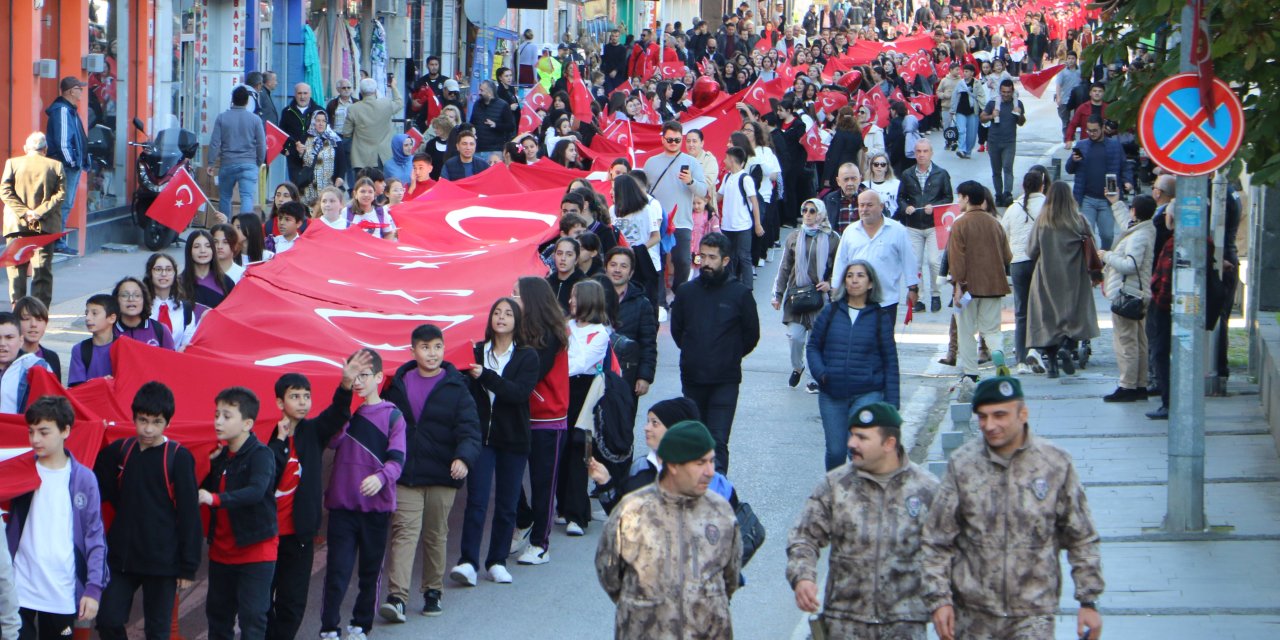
308, 121, 341, 145
793, 207, 833, 287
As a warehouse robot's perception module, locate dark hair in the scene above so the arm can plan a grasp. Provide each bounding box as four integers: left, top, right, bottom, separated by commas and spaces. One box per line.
685, 129, 704, 142
215, 386, 260, 421
550, 139, 579, 168
1000, 78, 1015, 90
890, 100, 907, 117
274, 373, 312, 399
515, 276, 568, 350
411, 323, 445, 346
503, 141, 525, 164
277, 201, 309, 224
661, 120, 683, 135
235, 214, 270, 263
558, 212, 590, 234
560, 191, 587, 212
181, 230, 231, 297
268, 182, 302, 221
357, 167, 386, 182
729, 131, 756, 157
232, 85, 251, 107
610, 157, 632, 172
0, 311, 20, 333
699, 231, 733, 257
956, 180, 988, 208
573, 187, 611, 225
1090, 81, 1106, 91
571, 279, 610, 324
485, 297, 523, 345
25, 395, 74, 430
963, 63, 977, 73
627, 169, 650, 191
577, 230, 601, 253
604, 246, 635, 270
87, 293, 120, 319
591, 274, 620, 328
210, 223, 241, 265
1131, 194, 1158, 221
13, 296, 49, 322
725, 146, 748, 167
412, 152, 433, 165
132, 381, 176, 421
611, 174, 648, 218
555, 236, 581, 256
1086, 114, 1104, 127
1019, 165, 1050, 212
112, 276, 152, 321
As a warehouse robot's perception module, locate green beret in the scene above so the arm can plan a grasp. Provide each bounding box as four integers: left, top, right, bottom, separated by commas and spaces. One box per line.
849, 402, 903, 429
971, 376, 1024, 411
656, 421, 716, 464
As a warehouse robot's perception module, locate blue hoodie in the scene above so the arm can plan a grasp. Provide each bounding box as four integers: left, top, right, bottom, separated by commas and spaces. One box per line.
45, 97, 89, 169
384, 133, 413, 184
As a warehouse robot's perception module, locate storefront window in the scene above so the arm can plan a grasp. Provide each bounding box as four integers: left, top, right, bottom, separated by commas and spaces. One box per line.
86, 0, 125, 213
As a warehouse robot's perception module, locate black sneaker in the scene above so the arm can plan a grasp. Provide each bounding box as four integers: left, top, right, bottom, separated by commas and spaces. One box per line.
805, 381, 820, 394
1103, 387, 1143, 403
379, 597, 406, 623
788, 370, 802, 388
422, 589, 443, 617
1145, 406, 1169, 420
930, 297, 942, 313
912, 300, 926, 313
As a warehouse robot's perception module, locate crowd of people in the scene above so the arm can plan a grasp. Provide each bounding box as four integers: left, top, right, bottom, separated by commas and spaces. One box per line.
0, 0, 1250, 638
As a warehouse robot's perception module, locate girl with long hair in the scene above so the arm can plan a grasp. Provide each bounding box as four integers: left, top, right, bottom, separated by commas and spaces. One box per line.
210, 222, 244, 283
313, 186, 350, 230
180, 229, 235, 309
609, 174, 661, 313
145, 252, 207, 350
1001, 165, 1050, 373
113, 275, 176, 349
342, 177, 398, 240
1026, 181, 1101, 378
233, 214, 273, 264
555, 280, 612, 535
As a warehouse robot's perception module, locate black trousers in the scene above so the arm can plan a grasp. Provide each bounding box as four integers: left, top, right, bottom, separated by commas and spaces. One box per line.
556, 375, 598, 528
682, 381, 741, 474
96, 570, 178, 640
18, 609, 75, 640
1151, 309, 1173, 409
516, 428, 567, 549
321, 510, 390, 633
207, 560, 275, 640
266, 534, 315, 640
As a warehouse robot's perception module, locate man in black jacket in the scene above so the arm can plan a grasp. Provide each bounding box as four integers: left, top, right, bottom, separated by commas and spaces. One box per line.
601, 31, 629, 93
381, 324, 481, 620
95, 382, 202, 640
670, 232, 760, 474
468, 81, 514, 155
894, 139, 953, 312
605, 247, 659, 398
279, 83, 323, 186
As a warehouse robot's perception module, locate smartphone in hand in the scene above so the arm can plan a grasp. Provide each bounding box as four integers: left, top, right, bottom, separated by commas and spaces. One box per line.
1105, 173, 1118, 195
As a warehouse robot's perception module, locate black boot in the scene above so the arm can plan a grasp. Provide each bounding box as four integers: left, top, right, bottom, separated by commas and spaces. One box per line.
1045, 348, 1060, 379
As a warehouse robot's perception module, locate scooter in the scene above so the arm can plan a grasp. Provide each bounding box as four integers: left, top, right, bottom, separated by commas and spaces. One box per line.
129, 117, 199, 250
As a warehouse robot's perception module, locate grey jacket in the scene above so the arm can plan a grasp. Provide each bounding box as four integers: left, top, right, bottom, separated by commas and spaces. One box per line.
209, 106, 267, 168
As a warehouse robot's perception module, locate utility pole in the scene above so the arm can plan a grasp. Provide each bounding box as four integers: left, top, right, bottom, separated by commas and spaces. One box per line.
1165, 2, 1208, 533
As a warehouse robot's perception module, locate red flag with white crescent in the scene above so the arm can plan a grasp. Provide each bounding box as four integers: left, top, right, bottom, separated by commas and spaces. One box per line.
565, 63, 595, 123
523, 83, 552, 112
0, 232, 68, 267
815, 90, 850, 116
802, 124, 829, 162
933, 204, 962, 250
406, 127, 425, 150
147, 167, 210, 232
264, 121, 288, 165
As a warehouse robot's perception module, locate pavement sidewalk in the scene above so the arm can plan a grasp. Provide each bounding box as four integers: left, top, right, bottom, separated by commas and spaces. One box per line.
928, 304, 1280, 639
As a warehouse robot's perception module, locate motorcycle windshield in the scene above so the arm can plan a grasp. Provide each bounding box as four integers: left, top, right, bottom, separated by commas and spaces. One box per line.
153, 128, 200, 160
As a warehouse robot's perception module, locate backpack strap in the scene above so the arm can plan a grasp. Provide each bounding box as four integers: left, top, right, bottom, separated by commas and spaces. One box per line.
80, 340, 94, 370
118, 437, 177, 506
738, 174, 753, 217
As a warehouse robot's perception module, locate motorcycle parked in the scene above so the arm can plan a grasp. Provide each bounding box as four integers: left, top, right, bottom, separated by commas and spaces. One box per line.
129, 117, 199, 250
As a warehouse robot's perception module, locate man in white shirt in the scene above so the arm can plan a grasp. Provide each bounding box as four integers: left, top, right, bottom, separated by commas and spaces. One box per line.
832, 190, 920, 322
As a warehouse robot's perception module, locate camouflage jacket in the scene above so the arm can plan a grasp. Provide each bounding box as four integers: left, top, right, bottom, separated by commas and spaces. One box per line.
921, 431, 1105, 617
595, 483, 742, 639
786, 458, 940, 624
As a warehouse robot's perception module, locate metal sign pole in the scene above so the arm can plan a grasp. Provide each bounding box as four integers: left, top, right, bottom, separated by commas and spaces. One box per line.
1165, 2, 1208, 533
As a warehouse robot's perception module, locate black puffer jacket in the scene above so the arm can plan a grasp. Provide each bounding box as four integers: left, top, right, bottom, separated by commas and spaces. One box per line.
384, 361, 482, 489
670, 271, 760, 385
615, 281, 658, 385
468, 96, 514, 152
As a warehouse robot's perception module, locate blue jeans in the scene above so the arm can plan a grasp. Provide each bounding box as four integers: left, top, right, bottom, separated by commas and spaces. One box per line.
1079, 196, 1114, 249
817, 389, 886, 470
59, 167, 81, 243
217, 162, 260, 215
460, 445, 528, 569
955, 113, 979, 155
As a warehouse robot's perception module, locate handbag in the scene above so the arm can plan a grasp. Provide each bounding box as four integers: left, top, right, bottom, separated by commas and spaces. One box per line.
1082, 233, 1104, 283
1110, 256, 1145, 320
735, 501, 766, 567
788, 284, 825, 314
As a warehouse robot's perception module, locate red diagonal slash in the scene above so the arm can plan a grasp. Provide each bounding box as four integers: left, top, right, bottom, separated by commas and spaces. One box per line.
1156, 94, 1225, 158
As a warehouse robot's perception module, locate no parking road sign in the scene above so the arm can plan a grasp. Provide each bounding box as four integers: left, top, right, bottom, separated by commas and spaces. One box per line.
1137, 73, 1244, 176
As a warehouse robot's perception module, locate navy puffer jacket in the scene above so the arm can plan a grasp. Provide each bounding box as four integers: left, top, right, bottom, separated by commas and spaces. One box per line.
805, 300, 900, 406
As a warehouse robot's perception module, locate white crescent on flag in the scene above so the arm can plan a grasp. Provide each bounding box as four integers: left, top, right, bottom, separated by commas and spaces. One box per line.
444, 206, 558, 241
175, 184, 193, 207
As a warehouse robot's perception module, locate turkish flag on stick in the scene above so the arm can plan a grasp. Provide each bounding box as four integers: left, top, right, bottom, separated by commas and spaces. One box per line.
932, 204, 962, 250
264, 121, 288, 165
1018, 64, 1063, 99
147, 167, 210, 232
0, 232, 68, 267
565, 63, 595, 124
802, 124, 830, 162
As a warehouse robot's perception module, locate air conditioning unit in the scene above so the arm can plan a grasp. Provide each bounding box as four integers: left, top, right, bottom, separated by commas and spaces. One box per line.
374, 0, 401, 16
34, 59, 57, 79
83, 53, 107, 73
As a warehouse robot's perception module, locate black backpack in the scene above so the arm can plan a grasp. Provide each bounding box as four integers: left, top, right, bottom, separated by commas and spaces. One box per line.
591, 362, 638, 464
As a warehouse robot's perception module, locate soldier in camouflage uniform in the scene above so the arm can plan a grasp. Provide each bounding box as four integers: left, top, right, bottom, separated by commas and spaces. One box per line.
595, 421, 742, 639
787, 403, 940, 640
922, 376, 1105, 640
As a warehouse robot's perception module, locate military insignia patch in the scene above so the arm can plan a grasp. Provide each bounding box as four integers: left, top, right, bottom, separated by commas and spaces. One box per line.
705, 524, 721, 545
906, 495, 923, 518
1032, 478, 1048, 500
999, 381, 1014, 397
859, 410, 873, 424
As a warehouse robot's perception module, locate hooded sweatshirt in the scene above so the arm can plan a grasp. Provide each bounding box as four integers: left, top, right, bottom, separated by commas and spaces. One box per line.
324, 400, 406, 513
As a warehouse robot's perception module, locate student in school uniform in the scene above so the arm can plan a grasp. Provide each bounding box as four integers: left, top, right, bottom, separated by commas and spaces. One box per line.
68, 294, 118, 387
198, 387, 278, 640
264, 353, 365, 640
0, 311, 54, 413
94, 382, 202, 640
14, 297, 61, 381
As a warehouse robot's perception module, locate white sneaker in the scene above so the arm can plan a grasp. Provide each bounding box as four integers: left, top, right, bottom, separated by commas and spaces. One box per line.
517, 545, 550, 565
658, 307, 669, 323
566, 522, 585, 536
449, 562, 477, 587
553, 516, 568, 525
1015, 363, 1032, 375
319, 632, 339, 640
343, 627, 367, 640
488, 564, 513, 584
510, 525, 531, 556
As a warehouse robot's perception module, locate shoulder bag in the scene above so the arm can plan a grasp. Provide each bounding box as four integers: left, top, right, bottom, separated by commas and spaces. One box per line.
1110, 257, 1144, 320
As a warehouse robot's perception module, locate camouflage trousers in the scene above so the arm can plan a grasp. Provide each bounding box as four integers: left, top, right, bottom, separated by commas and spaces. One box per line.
822, 619, 926, 639
955, 608, 1054, 640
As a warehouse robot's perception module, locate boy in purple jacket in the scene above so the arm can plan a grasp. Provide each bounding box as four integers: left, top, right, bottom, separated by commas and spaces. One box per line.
319, 349, 406, 640
6, 395, 108, 637
68, 294, 118, 387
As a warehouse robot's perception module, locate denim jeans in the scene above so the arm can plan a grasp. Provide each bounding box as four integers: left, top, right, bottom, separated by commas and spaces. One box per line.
1010, 260, 1035, 364
987, 140, 1016, 198
724, 229, 754, 290
1079, 196, 1115, 249
817, 389, 886, 470
60, 167, 81, 234
218, 162, 260, 215
459, 445, 527, 569
671, 228, 693, 295
955, 113, 979, 155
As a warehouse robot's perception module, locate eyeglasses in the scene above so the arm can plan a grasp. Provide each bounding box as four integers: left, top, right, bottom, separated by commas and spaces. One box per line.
151, 266, 175, 274
800, 207, 819, 214
338, 85, 352, 90
871, 162, 888, 167
663, 137, 682, 144
119, 292, 144, 301
354, 372, 375, 381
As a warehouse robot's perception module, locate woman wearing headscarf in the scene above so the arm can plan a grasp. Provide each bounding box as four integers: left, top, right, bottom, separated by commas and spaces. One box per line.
384, 132, 415, 185
1026, 181, 1101, 378
299, 110, 344, 206
772, 198, 840, 393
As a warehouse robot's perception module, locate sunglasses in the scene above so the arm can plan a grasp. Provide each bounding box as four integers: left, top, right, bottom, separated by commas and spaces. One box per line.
871, 162, 888, 167
663, 137, 682, 143
801, 207, 819, 214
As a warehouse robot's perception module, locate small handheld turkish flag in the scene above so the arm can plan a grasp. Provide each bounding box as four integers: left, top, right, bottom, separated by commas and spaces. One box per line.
406, 127, 425, 150
0, 233, 68, 267
1018, 64, 1063, 99
523, 83, 552, 112
802, 124, 830, 162
932, 204, 962, 250
147, 167, 210, 232
264, 121, 288, 165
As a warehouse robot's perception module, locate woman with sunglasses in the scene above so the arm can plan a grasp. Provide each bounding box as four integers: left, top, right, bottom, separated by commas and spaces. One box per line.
862, 152, 901, 219
772, 199, 840, 394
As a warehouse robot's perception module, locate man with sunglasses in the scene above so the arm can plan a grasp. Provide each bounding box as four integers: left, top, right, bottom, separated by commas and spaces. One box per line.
643, 121, 708, 310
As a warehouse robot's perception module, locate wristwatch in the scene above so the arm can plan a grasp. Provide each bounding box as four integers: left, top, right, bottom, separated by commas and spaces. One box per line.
1079, 601, 1098, 610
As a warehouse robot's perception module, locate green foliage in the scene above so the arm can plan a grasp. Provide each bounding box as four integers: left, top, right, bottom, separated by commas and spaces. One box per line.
1088, 0, 1280, 184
